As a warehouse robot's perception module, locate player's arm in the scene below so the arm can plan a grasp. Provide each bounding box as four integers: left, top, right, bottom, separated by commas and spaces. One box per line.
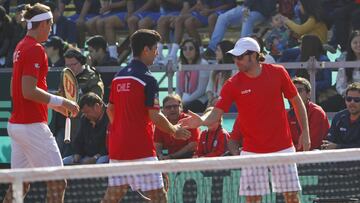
22, 75, 79, 116
148, 108, 191, 140
179, 107, 224, 129
289, 94, 310, 151
106, 103, 115, 124
228, 139, 241, 155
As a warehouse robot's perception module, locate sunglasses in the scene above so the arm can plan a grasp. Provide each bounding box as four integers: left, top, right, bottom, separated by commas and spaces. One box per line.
182, 46, 195, 51
345, 96, 360, 103
163, 104, 180, 110
233, 51, 253, 60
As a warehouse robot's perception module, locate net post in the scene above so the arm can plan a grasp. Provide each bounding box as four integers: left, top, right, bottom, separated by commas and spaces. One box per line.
12, 179, 23, 203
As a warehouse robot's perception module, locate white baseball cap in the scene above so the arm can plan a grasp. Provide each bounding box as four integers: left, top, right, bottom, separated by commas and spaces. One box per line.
227, 37, 260, 56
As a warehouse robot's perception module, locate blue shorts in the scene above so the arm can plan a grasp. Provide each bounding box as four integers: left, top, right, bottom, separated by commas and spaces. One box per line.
191, 10, 227, 26
134, 12, 161, 22
161, 11, 180, 17
67, 13, 98, 22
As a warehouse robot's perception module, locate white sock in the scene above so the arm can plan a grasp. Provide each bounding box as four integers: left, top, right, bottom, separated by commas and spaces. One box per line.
108, 45, 118, 59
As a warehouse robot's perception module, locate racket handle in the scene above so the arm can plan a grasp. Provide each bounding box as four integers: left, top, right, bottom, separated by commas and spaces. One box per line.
64, 117, 71, 143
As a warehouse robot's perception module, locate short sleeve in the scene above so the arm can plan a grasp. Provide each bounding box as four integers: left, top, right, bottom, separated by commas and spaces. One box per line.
279, 65, 297, 99
22, 45, 46, 79
144, 77, 160, 109
215, 80, 235, 112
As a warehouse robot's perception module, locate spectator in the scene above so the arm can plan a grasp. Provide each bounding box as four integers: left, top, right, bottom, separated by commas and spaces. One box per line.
202, 0, 277, 60
155, 0, 192, 64
264, 13, 291, 59
336, 30, 360, 96
44, 36, 70, 68
154, 94, 200, 159
85, 0, 127, 59
321, 82, 360, 149
44, 1, 77, 45
55, 48, 105, 157
0, 5, 13, 67
196, 107, 229, 157
85, 35, 118, 67
59, 0, 101, 47
5, 3, 26, 67
126, 0, 161, 35
288, 77, 330, 151
206, 40, 233, 107
175, 38, 209, 113
63, 93, 109, 165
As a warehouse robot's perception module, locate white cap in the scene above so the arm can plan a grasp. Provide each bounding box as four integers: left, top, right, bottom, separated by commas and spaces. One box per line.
227, 37, 260, 56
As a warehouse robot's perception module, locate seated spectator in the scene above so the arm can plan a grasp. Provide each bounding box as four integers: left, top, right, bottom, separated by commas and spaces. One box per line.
321, 82, 360, 149
85, 35, 118, 67
155, 0, 191, 64
85, 0, 127, 59
196, 107, 229, 157
264, 13, 291, 59
59, 0, 101, 47
336, 30, 360, 97
202, 0, 277, 60
227, 117, 242, 155
154, 94, 200, 159
206, 40, 234, 107
169, 0, 236, 62
126, 0, 161, 35
44, 1, 77, 45
288, 77, 329, 151
63, 93, 109, 165
0, 5, 13, 67
55, 48, 105, 157
278, 0, 329, 63
175, 38, 210, 112
44, 36, 70, 68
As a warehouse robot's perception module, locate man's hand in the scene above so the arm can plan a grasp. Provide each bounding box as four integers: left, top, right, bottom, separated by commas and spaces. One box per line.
173, 124, 191, 140
178, 110, 202, 129
62, 99, 80, 117
298, 131, 311, 151
321, 140, 337, 150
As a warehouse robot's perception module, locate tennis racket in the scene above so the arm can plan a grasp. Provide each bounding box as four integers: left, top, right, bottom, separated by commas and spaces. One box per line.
61, 68, 79, 143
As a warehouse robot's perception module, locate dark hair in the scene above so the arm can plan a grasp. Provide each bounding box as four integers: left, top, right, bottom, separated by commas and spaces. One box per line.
345, 30, 360, 83
64, 48, 87, 65
162, 94, 182, 107
43, 1, 57, 13
45, 36, 69, 57
179, 38, 201, 64
79, 92, 104, 109
296, 35, 324, 79
0, 5, 12, 35
23, 3, 51, 30
292, 77, 311, 93
249, 34, 266, 62
86, 35, 108, 52
130, 29, 161, 57
299, 0, 324, 23
345, 82, 360, 96
211, 40, 234, 84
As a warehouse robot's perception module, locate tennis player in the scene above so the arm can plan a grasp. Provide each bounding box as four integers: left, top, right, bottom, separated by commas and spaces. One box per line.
180, 37, 310, 203
4, 3, 79, 203
102, 29, 191, 203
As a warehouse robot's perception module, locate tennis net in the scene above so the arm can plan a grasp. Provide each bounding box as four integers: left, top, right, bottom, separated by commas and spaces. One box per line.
1, 149, 360, 203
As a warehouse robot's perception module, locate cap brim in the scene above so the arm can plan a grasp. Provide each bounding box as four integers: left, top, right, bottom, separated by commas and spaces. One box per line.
227, 48, 247, 56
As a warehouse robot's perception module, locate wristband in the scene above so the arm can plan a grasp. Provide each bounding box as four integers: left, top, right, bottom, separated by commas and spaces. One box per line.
49, 95, 64, 106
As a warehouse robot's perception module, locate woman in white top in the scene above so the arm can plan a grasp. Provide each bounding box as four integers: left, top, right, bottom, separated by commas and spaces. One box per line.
336, 30, 360, 96
206, 40, 234, 107
176, 38, 210, 112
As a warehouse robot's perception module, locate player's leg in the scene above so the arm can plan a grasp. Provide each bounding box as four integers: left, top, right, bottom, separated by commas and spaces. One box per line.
144, 187, 167, 203
101, 185, 129, 203
283, 191, 301, 203
2, 183, 30, 203
245, 196, 262, 203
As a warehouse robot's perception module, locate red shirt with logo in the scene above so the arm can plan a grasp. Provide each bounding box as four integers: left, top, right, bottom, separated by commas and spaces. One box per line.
108, 60, 160, 160
216, 64, 297, 153
9, 36, 49, 124
154, 113, 200, 156
197, 126, 229, 157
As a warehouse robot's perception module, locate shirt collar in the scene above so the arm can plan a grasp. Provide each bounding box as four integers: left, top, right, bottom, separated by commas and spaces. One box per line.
130, 59, 148, 71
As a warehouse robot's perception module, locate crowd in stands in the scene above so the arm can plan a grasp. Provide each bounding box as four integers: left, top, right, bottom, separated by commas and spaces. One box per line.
1, 0, 360, 165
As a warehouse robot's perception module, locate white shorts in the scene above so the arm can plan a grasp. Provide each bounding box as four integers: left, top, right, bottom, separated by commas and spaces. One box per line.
7, 122, 63, 169
108, 157, 164, 192
239, 146, 301, 196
